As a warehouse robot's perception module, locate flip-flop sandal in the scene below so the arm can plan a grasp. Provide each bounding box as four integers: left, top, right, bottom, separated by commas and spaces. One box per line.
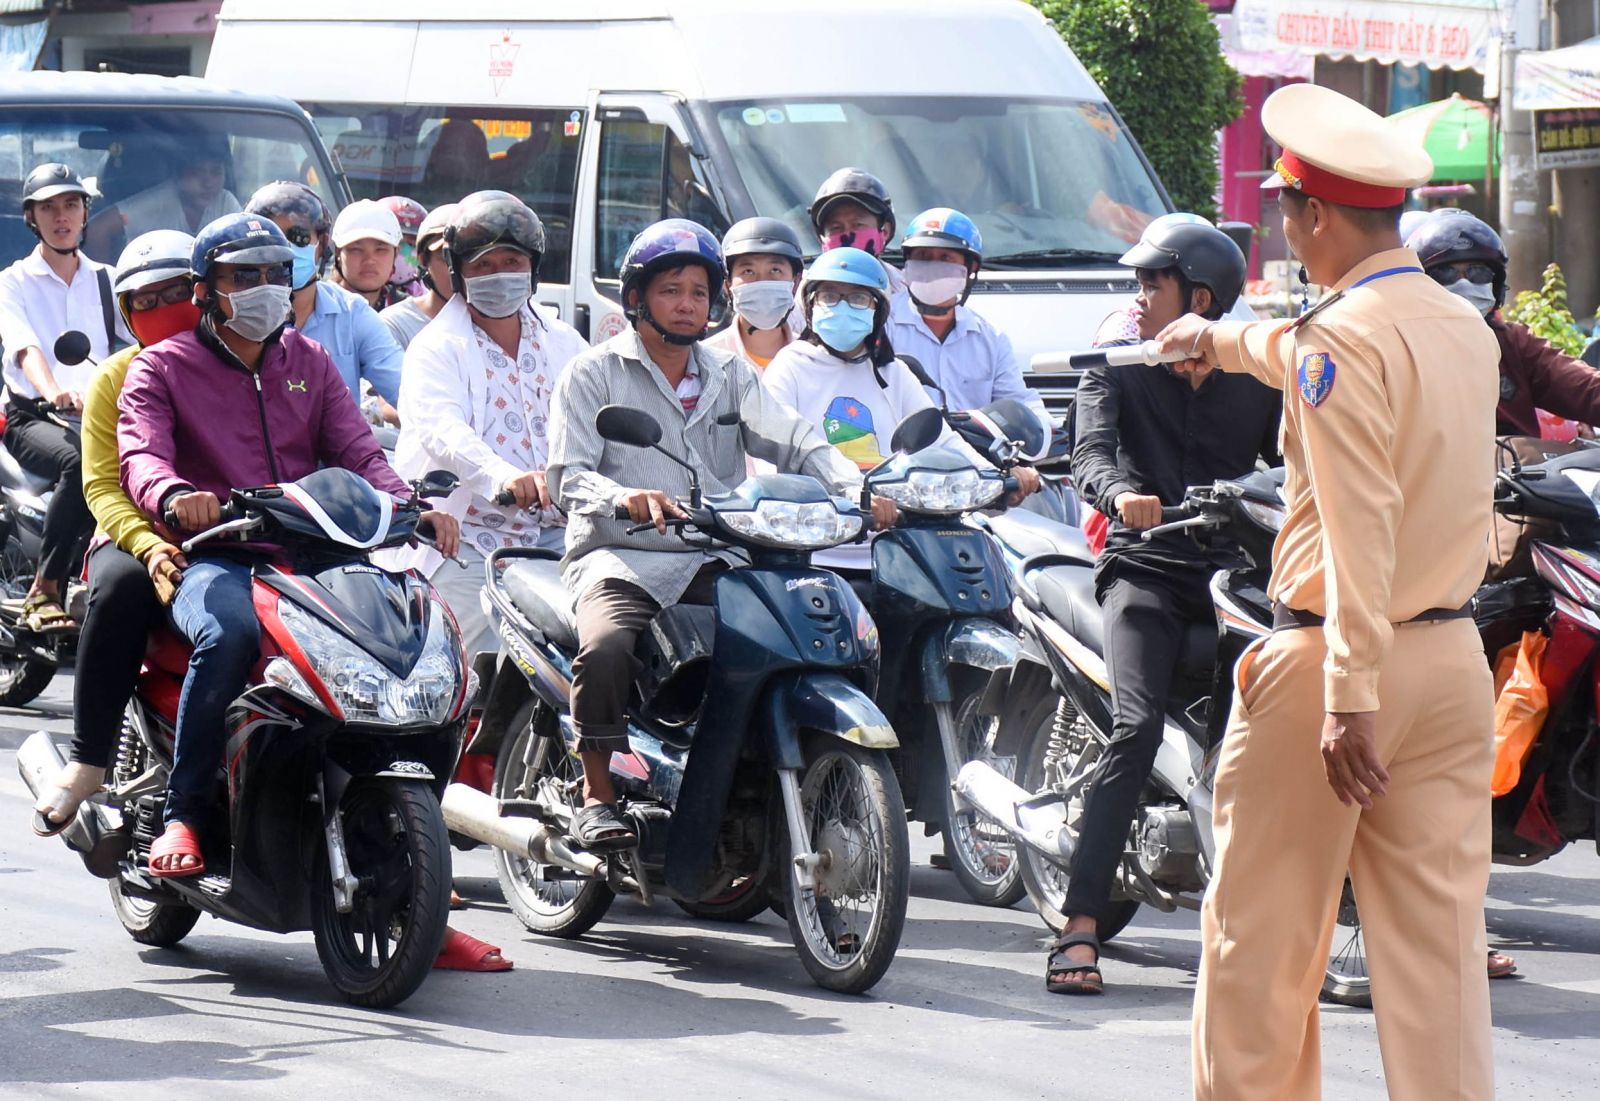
20, 593, 74, 634
569, 803, 637, 853
1488, 949, 1518, 979
450, 888, 466, 910
434, 928, 513, 972
148, 821, 206, 879
1046, 931, 1104, 995
31, 764, 107, 838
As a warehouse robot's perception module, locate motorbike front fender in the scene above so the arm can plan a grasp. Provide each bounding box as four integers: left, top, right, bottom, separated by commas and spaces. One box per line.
763, 672, 898, 770
919, 618, 1020, 703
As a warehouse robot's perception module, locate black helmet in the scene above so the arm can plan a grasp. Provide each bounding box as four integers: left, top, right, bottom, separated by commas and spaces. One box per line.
1407, 209, 1507, 306
245, 180, 332, 235
444, 190, 547, 294
22, 162, 92, 208
1119, 220, 1247, 318
720, 217, 804, 275
808, 167, 895, 238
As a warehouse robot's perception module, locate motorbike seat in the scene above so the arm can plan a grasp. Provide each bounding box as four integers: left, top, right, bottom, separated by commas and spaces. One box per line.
984, 510, 1093, 565
500, 558, 579, 651
144, 628, 193, 676
1028, 563, 1104, 657
0, 444, 54, 497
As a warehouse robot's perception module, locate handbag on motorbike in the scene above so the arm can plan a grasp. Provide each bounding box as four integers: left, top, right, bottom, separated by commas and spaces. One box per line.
1491, 629, 1549, 797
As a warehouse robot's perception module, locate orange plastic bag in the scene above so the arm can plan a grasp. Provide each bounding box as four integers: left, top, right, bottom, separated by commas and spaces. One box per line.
1491, 631, 1549, 797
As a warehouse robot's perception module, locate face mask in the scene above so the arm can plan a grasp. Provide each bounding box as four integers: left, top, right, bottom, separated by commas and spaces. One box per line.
289, 242, 319, 290
391, 242, 420, 287
823, 225, 888, 257
731, 279, 795, 331
811, 300, 876, 354
904, 259, 968, 309
220, 283, 291, 343
130, 300, 201, 348
463, 271, 532, 318
1444, 277, 1497, 317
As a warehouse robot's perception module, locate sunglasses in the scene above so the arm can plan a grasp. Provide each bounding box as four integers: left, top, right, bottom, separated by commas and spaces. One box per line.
218, 263, 293, 289
128, 281, 194, 312
814, 288, 877, 310
1428, 262, 1498, 287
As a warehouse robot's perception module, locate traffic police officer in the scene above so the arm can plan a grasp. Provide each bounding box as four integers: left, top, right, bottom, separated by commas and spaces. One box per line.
1155, 83, 1499, 1100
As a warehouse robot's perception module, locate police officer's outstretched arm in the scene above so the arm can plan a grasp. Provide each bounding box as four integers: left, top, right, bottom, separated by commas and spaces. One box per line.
1155, 312, 1290, 391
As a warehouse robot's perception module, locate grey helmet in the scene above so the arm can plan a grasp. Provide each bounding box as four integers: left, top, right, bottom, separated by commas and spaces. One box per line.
720, 217, 804, 275
22, 163, 92, 253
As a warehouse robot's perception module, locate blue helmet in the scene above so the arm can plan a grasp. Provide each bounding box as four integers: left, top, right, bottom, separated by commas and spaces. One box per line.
191, 213, 295, 282
901, 207, 983, 262
803, 246, 891, 302
619, 219, 728, 343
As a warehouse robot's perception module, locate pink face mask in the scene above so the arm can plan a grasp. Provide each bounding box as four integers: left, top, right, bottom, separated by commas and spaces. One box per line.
823, 225, 888, 257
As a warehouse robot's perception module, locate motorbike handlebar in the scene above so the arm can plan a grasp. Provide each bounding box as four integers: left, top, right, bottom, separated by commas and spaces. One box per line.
493, 488, 517, 507
163, 499, 240, 529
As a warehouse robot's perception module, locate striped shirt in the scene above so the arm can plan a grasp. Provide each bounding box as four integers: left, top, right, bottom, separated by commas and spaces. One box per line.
547, 331, 862, 606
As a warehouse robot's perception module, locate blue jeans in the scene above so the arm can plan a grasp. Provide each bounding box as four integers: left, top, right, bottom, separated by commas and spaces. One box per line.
165, 557, 260, 825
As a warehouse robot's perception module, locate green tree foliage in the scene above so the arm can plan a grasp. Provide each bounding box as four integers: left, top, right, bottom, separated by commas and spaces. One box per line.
1505, 263, 1588, 358
1031, 0, 1242, 218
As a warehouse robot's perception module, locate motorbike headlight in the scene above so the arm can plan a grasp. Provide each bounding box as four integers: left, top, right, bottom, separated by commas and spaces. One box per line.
1240, 499, 1286, 532
276, 598, 462, 726
719, 499, 864, 550
874, 468, 1004, 516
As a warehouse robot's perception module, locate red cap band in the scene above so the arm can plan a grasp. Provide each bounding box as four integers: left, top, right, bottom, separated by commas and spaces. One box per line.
1271, 152, 1408, 208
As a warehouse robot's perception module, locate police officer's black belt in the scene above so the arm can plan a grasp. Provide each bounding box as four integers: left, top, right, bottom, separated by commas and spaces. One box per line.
1270, 601, 1472, 632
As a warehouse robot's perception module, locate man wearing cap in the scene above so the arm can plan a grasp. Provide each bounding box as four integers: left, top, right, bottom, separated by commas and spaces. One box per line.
1154, 84, 1499, 1100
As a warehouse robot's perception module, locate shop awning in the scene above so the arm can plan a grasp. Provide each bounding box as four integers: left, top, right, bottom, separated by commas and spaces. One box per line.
1232, 0, 1497, 73
1216, 12, 1314, 79
1514, 37, 1600, 111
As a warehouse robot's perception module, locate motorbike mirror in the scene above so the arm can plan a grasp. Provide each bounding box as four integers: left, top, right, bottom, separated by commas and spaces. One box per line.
597, 405, 663, 449
979, 399, 1049, 463
890, 407, 944, 456
53, 330, 92, 368
414, 469, 459, 500
898, 354, 946, 412
1217, 221, 1255, 261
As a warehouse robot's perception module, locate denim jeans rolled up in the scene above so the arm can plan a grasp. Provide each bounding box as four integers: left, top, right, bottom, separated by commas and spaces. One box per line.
164, 557, 260, 825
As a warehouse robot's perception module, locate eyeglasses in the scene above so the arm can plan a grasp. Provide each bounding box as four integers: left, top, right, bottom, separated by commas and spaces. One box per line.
218, 263, 293, 289
814, 288, 877, 310
128, 281, 194, 312
281, 225, 315, 247
1428, 262, 1498, 287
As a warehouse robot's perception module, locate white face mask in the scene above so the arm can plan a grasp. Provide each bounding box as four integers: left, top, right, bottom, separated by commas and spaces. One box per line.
904, 259, 968, 309
1444, 277, 1496, 317
730, 279, 795, 330
220, 283, 291, 343
463, 271, 532, 318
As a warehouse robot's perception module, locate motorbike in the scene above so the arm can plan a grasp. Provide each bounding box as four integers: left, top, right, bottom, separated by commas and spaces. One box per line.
441, 404, 934, 994
18, 466, 472, 1008
0, 330, 96, 706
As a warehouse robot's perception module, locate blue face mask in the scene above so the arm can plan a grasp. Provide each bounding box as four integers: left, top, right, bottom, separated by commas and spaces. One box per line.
811, 300, 875, 354
289, 242, 319, 289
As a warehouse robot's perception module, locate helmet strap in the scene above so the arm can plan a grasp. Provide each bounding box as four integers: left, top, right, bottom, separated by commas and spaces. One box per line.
639, 302, 703, 347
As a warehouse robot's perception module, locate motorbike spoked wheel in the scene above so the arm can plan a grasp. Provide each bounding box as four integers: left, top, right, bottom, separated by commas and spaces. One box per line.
109, 879, 200, 947
1015, 693, 1140, 941
310, 778, 451, 1009
674, 876, 771, 923
940, 686, 1026, 908
1321, 881, 1373, 1009
491, 706, 615, 938
784, 739, 909, 995
0, 535, 55, 707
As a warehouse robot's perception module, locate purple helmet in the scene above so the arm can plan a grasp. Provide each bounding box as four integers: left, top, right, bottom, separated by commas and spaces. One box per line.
618, 219, 728, 343
1407, 209, 1507, 307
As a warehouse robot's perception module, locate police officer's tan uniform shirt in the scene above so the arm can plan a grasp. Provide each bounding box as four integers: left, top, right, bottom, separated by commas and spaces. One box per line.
1210, 248, 1499, 713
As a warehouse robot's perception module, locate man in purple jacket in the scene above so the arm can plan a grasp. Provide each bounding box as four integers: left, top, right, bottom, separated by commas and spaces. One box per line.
117, 213, 458, 877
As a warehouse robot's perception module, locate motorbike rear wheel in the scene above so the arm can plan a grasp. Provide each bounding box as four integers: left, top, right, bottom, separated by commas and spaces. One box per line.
311, 777, 451, 1009
491, 705, 615, 938
674, 876, 771, 923
1321, 882, 1373, 1008
1015, 693, 1140, 941
109, 878, 200, 947
939, 684, 1025, 908
0, 533, 55, 707
784, 738, 910, 994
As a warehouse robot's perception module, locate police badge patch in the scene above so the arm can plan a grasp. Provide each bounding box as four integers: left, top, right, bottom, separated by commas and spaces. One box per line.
1298, 352, 1335, 407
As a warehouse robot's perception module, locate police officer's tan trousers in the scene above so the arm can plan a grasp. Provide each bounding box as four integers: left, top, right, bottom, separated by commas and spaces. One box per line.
1192, 619, 1494, 1101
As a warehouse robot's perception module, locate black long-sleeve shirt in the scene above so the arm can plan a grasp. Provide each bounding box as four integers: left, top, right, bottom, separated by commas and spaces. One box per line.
1072, 361, 1281, 573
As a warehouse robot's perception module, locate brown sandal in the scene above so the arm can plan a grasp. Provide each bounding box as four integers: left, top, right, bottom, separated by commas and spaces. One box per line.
20, 592, 74, 634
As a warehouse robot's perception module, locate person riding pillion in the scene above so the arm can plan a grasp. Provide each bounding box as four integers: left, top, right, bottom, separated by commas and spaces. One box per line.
381, 202, 459, 350
545, 219, 867, 853
704, 216, 804, 370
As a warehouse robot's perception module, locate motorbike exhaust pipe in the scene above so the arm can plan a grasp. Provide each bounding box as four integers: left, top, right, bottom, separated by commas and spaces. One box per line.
954, 760, 1075, 864
441, 782, 638, 890
16, 731, 123, 878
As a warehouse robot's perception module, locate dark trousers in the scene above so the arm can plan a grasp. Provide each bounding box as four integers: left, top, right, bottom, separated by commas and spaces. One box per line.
4, 402, 89, 589
1065, 565, 1214, 922
71, 542, 164, 768
570, 563, 721, 754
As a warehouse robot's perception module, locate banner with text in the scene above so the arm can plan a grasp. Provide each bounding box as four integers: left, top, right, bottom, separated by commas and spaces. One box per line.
1535, 108, 1600, 170
1233, 0, 1496, 73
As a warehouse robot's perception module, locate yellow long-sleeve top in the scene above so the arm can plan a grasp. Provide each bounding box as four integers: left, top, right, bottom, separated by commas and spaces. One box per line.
82, 343, 164, 562
1210, 248, 1500, 713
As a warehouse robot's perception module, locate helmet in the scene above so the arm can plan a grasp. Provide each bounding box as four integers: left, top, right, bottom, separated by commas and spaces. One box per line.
1408, 209, 1508, 309
901, 207, 984, 262
244, 180, 332, 235
332, 199, 403, 249
445, 190, 547, 292
114, 230, 196, 296
808, 168, 895, 237
721, 217, 804, 273
378, 195, 428, 238
1118, 220, 1247, 317
618, 219, 727, 344
191, 213, 295, 282
802, 247, 892, 305
415, 202, 459, 256
22, 163, 91, 208
1398, 209, 1432, 242
1144, 211, 1212, 233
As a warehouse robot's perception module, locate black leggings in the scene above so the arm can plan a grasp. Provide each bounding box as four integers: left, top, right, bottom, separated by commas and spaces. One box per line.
4, 403, 90, 589
71, 542, 164, 768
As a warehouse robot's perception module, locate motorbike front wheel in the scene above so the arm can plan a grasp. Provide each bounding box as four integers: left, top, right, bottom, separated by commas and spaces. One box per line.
939, 683, 1025, 908
1321, 882, 1373, 1008
311, 777, 451, 1009
784, 739, 910, 995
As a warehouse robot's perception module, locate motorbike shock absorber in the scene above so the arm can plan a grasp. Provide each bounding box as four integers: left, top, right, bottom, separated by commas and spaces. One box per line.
1046, 696, 1079, 768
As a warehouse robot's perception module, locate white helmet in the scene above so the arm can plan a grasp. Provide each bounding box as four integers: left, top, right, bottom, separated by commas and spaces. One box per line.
332, 199, 402, 249
113, 229, 197, 296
